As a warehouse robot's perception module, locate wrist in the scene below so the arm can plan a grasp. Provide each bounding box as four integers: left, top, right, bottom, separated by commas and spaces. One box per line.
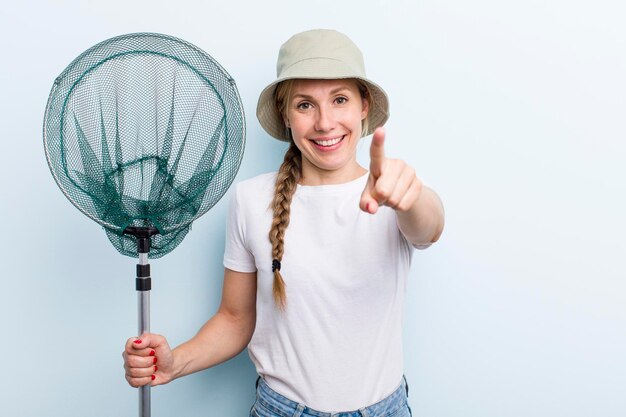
170, 345, 189, 381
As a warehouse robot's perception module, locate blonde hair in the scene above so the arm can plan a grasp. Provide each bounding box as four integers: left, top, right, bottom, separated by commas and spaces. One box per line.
268, 79, 371, 310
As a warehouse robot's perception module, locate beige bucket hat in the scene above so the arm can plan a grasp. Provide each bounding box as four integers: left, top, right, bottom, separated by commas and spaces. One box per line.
256, 29, 390, 142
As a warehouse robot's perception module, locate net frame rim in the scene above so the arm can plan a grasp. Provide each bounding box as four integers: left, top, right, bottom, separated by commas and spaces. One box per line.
43, 32, 246, 236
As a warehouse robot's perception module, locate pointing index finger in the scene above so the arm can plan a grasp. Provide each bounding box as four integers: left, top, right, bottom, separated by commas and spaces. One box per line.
369, 127, 386, 178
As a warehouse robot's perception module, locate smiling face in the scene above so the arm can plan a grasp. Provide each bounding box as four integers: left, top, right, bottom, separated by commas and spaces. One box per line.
282, 79, 370, 185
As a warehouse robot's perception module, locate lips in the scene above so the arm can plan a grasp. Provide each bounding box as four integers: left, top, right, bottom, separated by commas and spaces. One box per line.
310, 135, 344, 148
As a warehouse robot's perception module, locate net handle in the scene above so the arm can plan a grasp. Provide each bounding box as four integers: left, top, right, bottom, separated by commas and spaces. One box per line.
125, 227, 159, 417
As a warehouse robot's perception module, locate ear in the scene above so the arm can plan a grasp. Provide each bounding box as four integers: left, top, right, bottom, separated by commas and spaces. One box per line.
361, 97, 369, 120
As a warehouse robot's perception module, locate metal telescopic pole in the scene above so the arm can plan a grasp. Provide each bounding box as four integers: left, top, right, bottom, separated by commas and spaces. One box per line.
125, 226, 158, 417
137, 250, 151, 417
124, 226, 158, 417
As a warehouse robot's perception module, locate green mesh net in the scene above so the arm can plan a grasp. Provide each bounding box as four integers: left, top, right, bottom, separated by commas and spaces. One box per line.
43, 33, 245, 258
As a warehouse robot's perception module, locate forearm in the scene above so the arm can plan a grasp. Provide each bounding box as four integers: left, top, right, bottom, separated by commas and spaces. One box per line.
396, 185, 445, 247
170, 311, 255, 380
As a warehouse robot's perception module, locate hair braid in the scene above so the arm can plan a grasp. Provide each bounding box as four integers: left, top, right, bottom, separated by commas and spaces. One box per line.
269, 141, 301, 310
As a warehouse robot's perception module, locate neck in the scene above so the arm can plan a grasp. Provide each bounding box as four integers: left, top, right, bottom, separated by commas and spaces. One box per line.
299, 160, 367, 186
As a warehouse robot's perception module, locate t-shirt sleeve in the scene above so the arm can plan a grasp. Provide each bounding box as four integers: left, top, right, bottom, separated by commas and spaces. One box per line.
223, 184, 257, 273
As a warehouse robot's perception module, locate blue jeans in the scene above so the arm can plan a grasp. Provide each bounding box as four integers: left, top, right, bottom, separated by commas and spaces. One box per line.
250, 375, 413, 417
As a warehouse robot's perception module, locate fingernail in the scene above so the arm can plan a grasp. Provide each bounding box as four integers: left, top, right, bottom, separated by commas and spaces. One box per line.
151, 375, 156, 381
133, 340, 142, 345
366, 203, 370, 212
149, 350, 155, 356
153, 357, 158, 364
154, 366, 158, 372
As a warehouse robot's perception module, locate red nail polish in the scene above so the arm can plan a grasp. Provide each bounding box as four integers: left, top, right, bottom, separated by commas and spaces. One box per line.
151, 375, 156, 380
149, 350, 155, 356
133, 340, 142, 345
153, 357, 157, 364
154, 366, 158, 372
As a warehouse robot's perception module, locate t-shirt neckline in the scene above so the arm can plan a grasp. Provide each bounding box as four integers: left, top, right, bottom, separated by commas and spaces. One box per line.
295, 172, 369, 195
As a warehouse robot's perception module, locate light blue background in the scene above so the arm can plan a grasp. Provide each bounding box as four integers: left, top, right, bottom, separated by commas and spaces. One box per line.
1, 1, 625, 416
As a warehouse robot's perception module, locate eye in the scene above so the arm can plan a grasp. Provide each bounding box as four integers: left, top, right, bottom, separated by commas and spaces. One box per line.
335, 96, 348, 105
296, 101, 312, 110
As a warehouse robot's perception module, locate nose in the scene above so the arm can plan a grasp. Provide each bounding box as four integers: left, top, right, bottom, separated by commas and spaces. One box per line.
314, 104, 336, 132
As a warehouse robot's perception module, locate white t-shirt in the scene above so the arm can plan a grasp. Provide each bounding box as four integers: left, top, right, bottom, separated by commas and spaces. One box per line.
223, 172, 415, 412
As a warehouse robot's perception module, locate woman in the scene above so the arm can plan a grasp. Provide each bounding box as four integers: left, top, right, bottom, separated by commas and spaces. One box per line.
123, 29, 444, 417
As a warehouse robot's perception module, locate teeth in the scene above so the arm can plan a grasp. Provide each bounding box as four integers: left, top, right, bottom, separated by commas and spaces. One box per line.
313, 136, 343, 147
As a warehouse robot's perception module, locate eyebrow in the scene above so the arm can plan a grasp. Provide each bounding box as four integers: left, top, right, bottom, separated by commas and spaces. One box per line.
291, 86, 352, 100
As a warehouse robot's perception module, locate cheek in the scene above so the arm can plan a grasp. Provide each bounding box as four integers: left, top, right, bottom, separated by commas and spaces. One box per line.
289, 116, 313, 135
288, 122, 309, 148
349, 110, 366, 130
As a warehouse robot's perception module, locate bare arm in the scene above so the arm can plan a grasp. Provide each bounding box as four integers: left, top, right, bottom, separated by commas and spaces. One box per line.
123, 267, 257, 387
360, 127, 445, 247
396, 185, 444, 247
170, 268, 257, 380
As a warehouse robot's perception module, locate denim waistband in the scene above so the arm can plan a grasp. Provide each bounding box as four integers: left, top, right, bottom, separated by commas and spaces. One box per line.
254, 375, 409, 417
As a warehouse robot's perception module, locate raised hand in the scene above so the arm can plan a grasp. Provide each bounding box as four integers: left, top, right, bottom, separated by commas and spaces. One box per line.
123, 333, 174, 387
360, 127, 423, 214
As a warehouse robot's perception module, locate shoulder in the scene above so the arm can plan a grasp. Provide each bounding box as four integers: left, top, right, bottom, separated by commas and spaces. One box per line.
235, 172, 276, 191
233, 172, 276, 199
230, 172, 277, 211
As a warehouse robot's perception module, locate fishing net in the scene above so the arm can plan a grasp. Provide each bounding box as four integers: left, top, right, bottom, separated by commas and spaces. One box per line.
43, 32, 245, 258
